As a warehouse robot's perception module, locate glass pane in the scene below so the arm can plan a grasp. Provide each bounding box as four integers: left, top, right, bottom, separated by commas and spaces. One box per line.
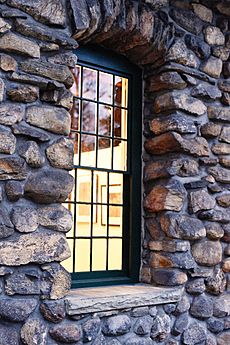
99, 72, 113, 104
109, 205, 122, 237
93, 204, 107, 237
113, 139, 127, 171
92, 239, 107, 271
70, 99, 80, 131
108, 239, 122, 270
82, 101, 96, 133
114, 108, 127, 139
98, 104, 112, 136
70, 65, 81, 97
75, 239, 90, 272
61, 238, 74, 273
83, 67, 97, 100
76, 204, 91, 237
109, 178, 123, 205
80, 134, 96, 167
114, 76, 128, 108
97, 138, 112, 169
93, 171, 107, 203
76, 169, 92, 203
69, 132, 79, 165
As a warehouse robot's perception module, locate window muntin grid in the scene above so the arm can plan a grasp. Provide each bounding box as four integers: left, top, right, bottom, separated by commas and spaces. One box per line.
62, 63, 130, 276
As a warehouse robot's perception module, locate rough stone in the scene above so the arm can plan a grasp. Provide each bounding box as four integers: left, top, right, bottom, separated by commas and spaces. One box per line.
5, 180, 24, 201
199, 209, 230, 223
0, 18, 11, 33
133, 316, 152, 336
191, 83, 221, 100
19, 141, 45, 168
200, 123, 221, 138
206, 222, 224, 240
0, 207, 14, 239
144, 179, 186, 213
206, 269, 226, 296
208, 106, 230, 122
149, 239, 189, 252
40, 300, 66, 323
11, 207, 38, 233
26, 106, 71, 135
125, 336, 152, 345
151, 251, 195, 269
221, 92, 230, 106
25, 170, 74, 204
38, 205, 72, 232
150, 313, 171, 341
9, 71, 64, 90
48, 52, 77, 68
154, 91, 207, 116
190, 294, 213, 319
0, 54, 17, 71
185, 35, 211, 60
41, 88, 73, 110
20, 318, 47, 345
151, 268, 187, 286
204, 26, 225, 46
213, 295, 230, 317
192, 4, 213, 23
223, 62, 230, 77
46, 138, 73, 170
189, 190, 215, 213
182, 322, 206, 344
192, 240, 222, 266
102, 315, 131, 336
217, 194, 230, 208
201, 57, 223, 78
5, 269, 41, 295
207, 318, 225, 333
212, 143, 230, 155
149, 113, 196, 135
173, 312, 188, 335
7, 84, 39, 103
41, 263, 71, 299
186, 278, 206, 295
12, 122, 51, 142
145, 132, 209, 157
20, 60, 74, 88
49, 324, 82, 342
213, 46, 230, 62
166, 40, 199, 68
0, 325, 19, 345
0, 232, 70, 266
0, 298, 37, 322
170, 8, 203, 35
219, 127, 230, 144
0, 103, 24, 126
82, 317, 101, 342
223, 259, 230, 273
209, 166, 230, 184
0, 32, 40, 58
160, 213, 206, 240
7, 0, 66, 27
146, 71, 187, 92
217, 332, 230, 345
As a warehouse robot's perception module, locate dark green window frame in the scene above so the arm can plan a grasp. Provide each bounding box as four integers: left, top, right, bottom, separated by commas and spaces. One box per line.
66, 45, 142, 288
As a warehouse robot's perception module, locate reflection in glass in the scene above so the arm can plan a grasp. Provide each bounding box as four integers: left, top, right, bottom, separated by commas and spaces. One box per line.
83, 67, 97, 100
81, 134, 96, 167
114, 108, 127, 139
98, 104, 112, 136
70, 99, 80, 131
92, 239, 106, 271
69, 132, 79, 166
75, 239, 90, 272
109, 205, 122, 237
114, 76, 128, 108
97, 138, 111, 169
108, 239, 122, 270
99, 72, 113, 104
76, 169, 92, 203
70, 65, 81, 97
82, 101, 96, 133
113, 139, 127, 171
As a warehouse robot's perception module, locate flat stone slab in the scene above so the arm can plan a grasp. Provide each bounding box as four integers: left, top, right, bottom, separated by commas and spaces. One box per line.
66, 284, 183, 316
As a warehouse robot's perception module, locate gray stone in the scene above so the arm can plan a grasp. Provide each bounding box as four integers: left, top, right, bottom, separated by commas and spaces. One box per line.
125, 335, 152, 345
213, 295, 230, 317
9, 71, 64, 90
154, 91, 207, 116
185, 35, 211, 60
170, 8, 203, 35
151, 268, 187, 286
173, 312, 188, 335
0, 78, 4, 102
208, 106, 230, 122
7, 0, 66, 27
204, 26, 225, 46
147, 72, 187, 92
223, 62, 230, 77
207, 318, 225, 333
219, 127, 230, 144
0, 32, 40, 58
92, 334, 106, 345
206, 223, 224, 240
82, 317, 101, 342
175, 295, 190, 314
26, 106, 71, 135
20, 60, 74, 88
144, 179, 186, 213
0, 53, 17, 71
149, 113, 196, 135
25, 170, 74, 204
0, 207, 14, 239
0, 232, 70, 266
41, 263, 71, 299
217, 332, 230, 345
102, 315, 131, 336
0, 103, 24, 126
41, 88, 73, 110
186, 279, 205, 295
12, 122, 51, 142
160, 213, 206, 240
166, 40, 199, 68
221, 92, 230, 106
133, 316, 152, 335
40, 300, 66, 323
213, 46, 230, 62
11, 207, 38, 233
0, 267, 13, 277
150, 312, 171, 341
5, 269, 41, 295
217, 194, 230, 208
48, 52, 78, 68
0, 129, 16, 154
0, 298, 37, 322
209, 166, 230, 184
131, 307, 149, 317
223, 259, 230, 273
212, 143, 230, 155
189, 190, 215, 213
7, 84, 39, 103
219, 79, 230, 92
182, 322, 207, 344
163, 304, 176, 315
5, 180, 24, 201
19, 141, 45, 168
46, 138, 73, 170
0, 325, 19, 345
199, 209, 230, 223
0, 18, 11, 33
149, 239, 189, 252
200, 123, 221, 138
192, 4, 213, 23
192, 240, 222, 266
151, 251, 195, 270
38, 205, 72, 232
20, 318, 48, 345
190, 294, 213, 319
191, 83, 221, 100
201, 57, 223, 78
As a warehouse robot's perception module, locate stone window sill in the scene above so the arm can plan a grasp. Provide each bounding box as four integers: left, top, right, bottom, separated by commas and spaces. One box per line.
65, 284, 184, 316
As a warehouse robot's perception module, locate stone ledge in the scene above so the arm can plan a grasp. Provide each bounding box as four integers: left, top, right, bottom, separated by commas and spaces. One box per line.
65, 284, 184, 316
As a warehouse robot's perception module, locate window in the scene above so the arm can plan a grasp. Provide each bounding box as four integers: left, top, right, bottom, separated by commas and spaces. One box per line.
62, 45, 142, 288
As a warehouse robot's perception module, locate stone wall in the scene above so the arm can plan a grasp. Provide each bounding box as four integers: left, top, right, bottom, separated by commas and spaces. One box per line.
0, 0, 229, 344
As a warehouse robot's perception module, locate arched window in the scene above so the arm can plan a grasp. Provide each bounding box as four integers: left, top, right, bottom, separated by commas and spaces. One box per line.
63, 45, 142, 288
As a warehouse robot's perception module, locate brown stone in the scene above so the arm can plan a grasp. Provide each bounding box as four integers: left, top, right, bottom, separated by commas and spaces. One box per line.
0, 103, 24, 126
192, 4, 212, 23
149, 240, 189, 252
154, 91, 207, 116
38, 205, 72, 232
218, 79, 230, 92
199, 209, 230, 223
191, 82, 221, 100
219, 127, 230, 143
146, 72, 187, 92
217, 332, 230, 345
149, 113, 196, 135
20, 60, 74, 88
170, 8, 203, 35
12, 122, 51, 142
208, 106, 230, 122
204, 26, 225, 45
0, 207, 14, 239
151, 251, 195, 269
192, 240, 222, 266
19, 141, 45, 168
201, 57, 223, 78
209, 166, 230, 183
0, 130, 16, 154
7, 85, 39, 103
0, 232, 70, 266
222, 259, 230, 273
205, 222, 224, 240
26, 106, 71, 135
212, 143, 230, 155
49, 324, 82, 343
144, 179, 186, 213
213, 46, 230, 62
189, 190, 216, 213
217, 194, 230, 208
41, 88, 73, 110
0, 54, 17, 71
41, 263, 70, 299
40, 300, 66, 323
20, 318, 48, 345
221, 92, 230, 106
206, 269, 226, 295
166, 40, 199, 68
213, 295, 230, 317
5, 181, 23, 202
0, 32, 40, 58
0, 157, 27, 180
145, 132, 209, 157
10, 71, 63, 90
46, 138, 73, 170
151, 269, 187, 286
200, 123, 221, 138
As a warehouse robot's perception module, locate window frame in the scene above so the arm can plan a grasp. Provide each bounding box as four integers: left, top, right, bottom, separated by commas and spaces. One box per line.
69, 45, 142, 288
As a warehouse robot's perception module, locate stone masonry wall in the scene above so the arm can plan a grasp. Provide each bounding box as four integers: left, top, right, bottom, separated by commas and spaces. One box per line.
0, 0, 229, 344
